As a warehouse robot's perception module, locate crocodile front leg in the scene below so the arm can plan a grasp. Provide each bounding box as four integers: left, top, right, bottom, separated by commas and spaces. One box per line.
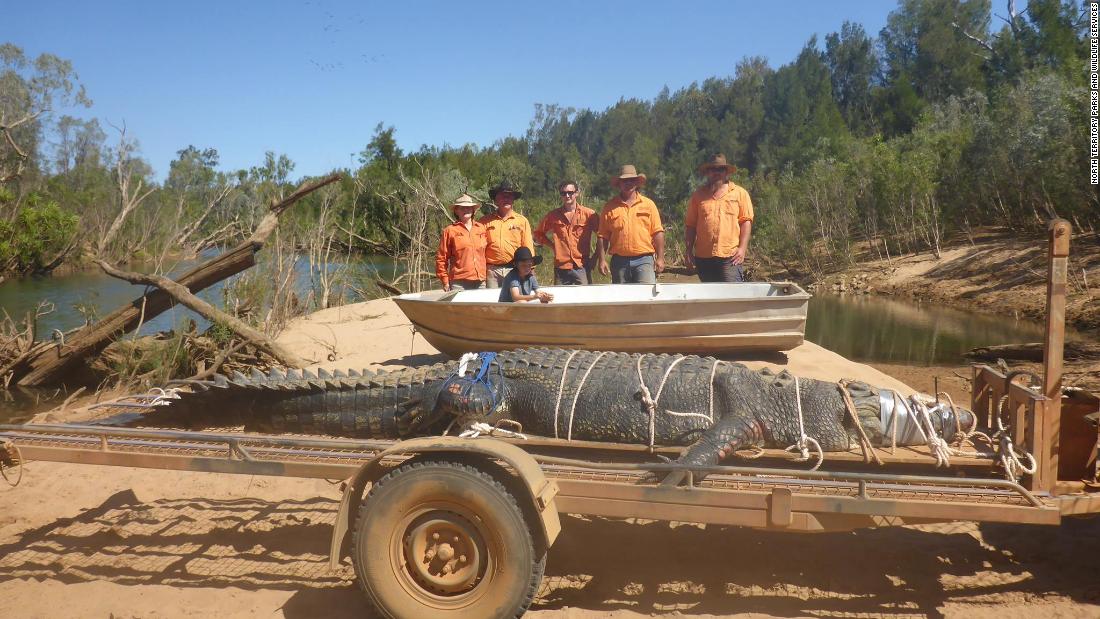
659, 412, 765, 486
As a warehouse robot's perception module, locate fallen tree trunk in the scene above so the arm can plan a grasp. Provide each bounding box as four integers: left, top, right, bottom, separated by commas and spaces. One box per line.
96, 259, 308, 368
9, 173, 341, 387
965, 341, 1100, 362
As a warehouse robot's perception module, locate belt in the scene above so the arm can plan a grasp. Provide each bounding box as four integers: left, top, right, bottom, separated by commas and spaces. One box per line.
488, 263, 510, 268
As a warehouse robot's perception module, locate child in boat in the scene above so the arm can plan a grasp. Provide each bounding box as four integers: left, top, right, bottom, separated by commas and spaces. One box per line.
500, 247, 553, 303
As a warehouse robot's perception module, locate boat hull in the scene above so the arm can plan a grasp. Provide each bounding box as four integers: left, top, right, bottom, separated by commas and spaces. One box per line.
393, 282, 809, 357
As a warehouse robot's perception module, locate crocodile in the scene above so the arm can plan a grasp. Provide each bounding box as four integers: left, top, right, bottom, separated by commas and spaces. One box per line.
141, 348, 975, 471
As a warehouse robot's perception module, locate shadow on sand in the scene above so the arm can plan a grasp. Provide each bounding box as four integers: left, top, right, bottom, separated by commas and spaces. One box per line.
2, 492, 1098, 618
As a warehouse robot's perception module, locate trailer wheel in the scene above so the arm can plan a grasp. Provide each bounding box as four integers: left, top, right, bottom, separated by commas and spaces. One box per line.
352, 460, 545, 619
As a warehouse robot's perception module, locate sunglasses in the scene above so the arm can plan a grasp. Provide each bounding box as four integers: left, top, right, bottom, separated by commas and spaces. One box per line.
559, 190, 577, 196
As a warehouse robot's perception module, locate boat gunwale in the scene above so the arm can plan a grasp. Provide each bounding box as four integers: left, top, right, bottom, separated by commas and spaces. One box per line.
394, 288, 812, 309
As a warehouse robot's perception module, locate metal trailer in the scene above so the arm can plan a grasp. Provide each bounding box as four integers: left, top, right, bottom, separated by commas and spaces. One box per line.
1, 219, 1097, 618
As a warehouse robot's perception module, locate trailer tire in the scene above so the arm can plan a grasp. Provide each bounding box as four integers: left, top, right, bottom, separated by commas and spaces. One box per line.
351, 460, 545, 619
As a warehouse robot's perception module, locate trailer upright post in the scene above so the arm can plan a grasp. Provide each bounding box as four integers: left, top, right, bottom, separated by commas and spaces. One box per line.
1040, 218, 1070, 493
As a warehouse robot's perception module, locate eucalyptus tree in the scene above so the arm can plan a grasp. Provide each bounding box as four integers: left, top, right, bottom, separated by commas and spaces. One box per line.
0, 43, 90, 208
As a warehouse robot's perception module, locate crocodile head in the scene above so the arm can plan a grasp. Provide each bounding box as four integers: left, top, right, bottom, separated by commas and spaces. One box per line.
432, 373, 508, 429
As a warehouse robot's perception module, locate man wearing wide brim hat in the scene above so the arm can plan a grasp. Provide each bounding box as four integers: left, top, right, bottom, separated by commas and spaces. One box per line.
595, 164, 665, 284
498, 246, 552, 303
480, 179, 534, 289
436, 193, 488, 291
684, 154, 754, 282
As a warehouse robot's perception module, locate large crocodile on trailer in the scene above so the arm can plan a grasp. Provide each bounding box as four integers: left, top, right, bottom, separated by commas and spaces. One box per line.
135, 348, 981, 472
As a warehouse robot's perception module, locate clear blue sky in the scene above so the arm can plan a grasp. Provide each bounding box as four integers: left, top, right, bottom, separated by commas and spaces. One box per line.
7, 1, 895, 180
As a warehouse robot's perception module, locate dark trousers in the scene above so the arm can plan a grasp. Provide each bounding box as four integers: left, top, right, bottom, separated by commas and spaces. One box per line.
610, 254, 656, 284
694, 256, 744, 282
555, 267, 587, 285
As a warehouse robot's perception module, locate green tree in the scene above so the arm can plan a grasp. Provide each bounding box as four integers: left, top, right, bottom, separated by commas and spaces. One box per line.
0, 43, 90, 203
825, 21, 878, 134
758, 38, 850, 170
878, 0, 990, 133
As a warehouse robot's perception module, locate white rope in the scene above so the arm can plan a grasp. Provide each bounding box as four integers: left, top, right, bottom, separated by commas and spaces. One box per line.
456, 352, 479, 377
552, 350, 582, 439
911, 396, 953, 468
658, 357, 722, 424
707, 359, 724, 423
566, 351, 609, 441
635, 355, 686, 448
999, 434, 1037, 482
989, 395, 1038, 482
458, 422, 528, 440
148, 387, 182, 406
784, 376, 824, 470
664, 410, 714, 422
904, 393, 1001, 469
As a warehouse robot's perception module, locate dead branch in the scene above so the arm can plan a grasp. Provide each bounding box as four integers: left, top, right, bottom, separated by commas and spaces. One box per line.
187, 338, 250, 380
96, 259, 308, 368
36, 232, 81, 275
57, 386, 87, 413
952, 21, 996, 53
191, 216, 242, 253
172, 181, 236, 249
966, 342, 1100, 362
335, 223, 390, 253
99, 124, 156, 254
9, 173, 341, 386
376, 279, 404, 296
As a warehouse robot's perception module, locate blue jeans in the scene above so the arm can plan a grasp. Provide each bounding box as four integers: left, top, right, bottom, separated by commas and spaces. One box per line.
610, 254, 655, 284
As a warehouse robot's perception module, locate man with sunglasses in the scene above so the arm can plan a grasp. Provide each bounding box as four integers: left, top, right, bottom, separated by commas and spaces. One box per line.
596, 164, 665, 284
534, 180, 598, 285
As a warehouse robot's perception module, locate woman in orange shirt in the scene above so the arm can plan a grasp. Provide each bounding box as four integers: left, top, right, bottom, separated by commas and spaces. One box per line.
435, 193, 488, 291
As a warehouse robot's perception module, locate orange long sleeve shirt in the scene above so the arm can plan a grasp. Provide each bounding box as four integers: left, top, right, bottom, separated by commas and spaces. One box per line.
685, 183, 754, 258
479, 210, 534, 265
598, 194, 664, 256
533, 205, 598, 270
435, 220, 487, 287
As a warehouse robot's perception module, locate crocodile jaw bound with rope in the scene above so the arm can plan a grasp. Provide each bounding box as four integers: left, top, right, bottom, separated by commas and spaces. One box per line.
143, 348, 987, 474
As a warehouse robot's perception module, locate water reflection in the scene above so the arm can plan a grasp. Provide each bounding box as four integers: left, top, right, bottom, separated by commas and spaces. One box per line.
0, 252, 400, 337
806, 294, 1049, 366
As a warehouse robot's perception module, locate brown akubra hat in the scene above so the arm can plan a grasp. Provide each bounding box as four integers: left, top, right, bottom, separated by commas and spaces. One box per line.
698, 153, 737, 175
610, 164, 647, 188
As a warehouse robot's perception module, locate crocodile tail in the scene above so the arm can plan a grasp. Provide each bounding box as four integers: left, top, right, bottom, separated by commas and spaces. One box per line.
144, 362, 457, 438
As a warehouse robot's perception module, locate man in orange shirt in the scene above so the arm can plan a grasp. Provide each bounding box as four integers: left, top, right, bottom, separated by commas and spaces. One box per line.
435, 193, 487, 291
534, 180, 598, 285
596, 165, 665, 284
479, 179, 534, 289
684, 154, 754, 282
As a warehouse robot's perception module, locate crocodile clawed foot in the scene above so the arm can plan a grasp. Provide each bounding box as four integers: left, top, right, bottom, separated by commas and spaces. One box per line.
636, 469, 692, 487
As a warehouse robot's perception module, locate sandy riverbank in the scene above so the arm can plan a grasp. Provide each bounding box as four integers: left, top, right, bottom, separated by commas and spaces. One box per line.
1, 296, 1097, 618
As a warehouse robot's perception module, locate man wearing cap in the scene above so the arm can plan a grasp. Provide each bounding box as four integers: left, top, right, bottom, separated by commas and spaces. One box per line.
435, 193, 488, 291
480, 179, 534, 289
596, 165, 665, 284
534, 180, 598, 285
684, 154, 754, 282
499, 246, 553, 303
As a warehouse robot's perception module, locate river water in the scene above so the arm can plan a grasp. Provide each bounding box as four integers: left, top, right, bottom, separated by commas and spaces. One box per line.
0, 265, 1065, 422
805, 294, 1052, 366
